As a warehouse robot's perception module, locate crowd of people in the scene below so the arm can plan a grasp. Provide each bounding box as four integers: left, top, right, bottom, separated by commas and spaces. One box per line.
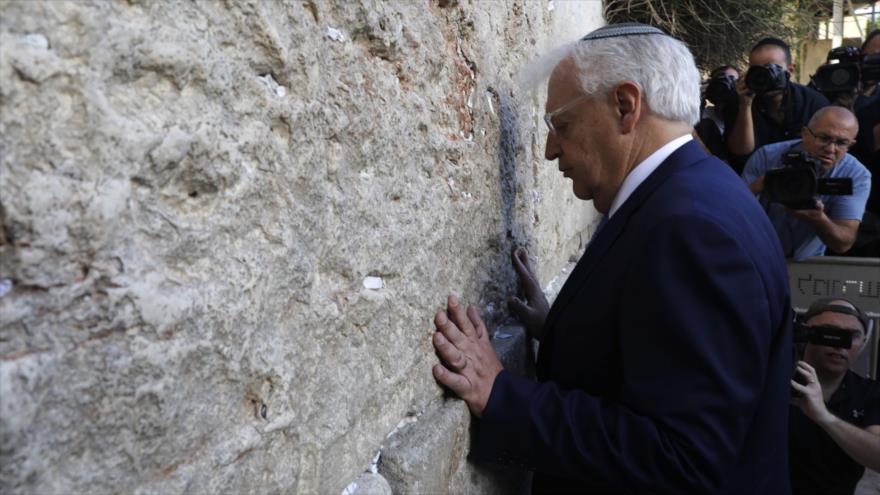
429, 23, 879, 495
696, 32, 880, 258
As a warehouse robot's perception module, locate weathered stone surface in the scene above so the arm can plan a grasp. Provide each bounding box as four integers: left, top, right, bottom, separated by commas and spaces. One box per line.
0, 1, 602, 493
346, 472, 392, 495
378, 324, 534, 495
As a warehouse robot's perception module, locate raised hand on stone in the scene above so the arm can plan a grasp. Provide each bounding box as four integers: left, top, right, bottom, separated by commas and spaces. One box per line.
508, 247, 549, 340
432, 295, 503, 417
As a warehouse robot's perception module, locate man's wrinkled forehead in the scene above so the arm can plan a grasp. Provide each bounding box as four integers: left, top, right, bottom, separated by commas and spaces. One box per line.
546, 58, 579, 110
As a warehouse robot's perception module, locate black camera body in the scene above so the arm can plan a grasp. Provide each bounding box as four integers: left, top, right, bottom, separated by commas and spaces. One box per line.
705, 74, 737, 106
791, 319, 854, 397
793, 321, 854, 348
763, 151, 853, 209
862, 52, 880, 85
812, 46, 861, 94
746, 63, 789, 94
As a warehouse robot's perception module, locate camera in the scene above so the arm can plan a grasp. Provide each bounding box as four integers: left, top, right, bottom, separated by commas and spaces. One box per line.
793, 322, 854, 348
811, 46, 861, 94
862, 53, 880, 85
746, 63, 789, 94
705, 74, 737, 106
791, 319, 854, 396
763, 151, 853, 209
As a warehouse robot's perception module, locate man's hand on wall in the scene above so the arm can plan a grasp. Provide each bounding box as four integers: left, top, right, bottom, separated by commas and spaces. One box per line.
508, 248, 549, 340
432, 295, 503, 417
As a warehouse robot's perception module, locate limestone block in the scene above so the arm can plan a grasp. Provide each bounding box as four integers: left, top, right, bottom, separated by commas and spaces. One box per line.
345, 472, 392, 495
378, 325, 532, 495
0, 1, 603, 493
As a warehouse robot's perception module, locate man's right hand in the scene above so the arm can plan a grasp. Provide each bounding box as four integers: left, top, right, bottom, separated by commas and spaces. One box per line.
508, 247, 549, 340
736, 77, 754, 107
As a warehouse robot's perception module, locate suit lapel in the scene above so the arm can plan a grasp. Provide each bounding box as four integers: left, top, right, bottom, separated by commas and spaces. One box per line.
538, 141, 709, 373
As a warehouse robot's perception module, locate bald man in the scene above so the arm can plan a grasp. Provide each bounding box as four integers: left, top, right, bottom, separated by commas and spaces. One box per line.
742, 106, 872, 259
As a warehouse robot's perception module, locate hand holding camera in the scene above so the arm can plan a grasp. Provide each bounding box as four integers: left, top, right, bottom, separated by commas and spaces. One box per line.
791, 361, 835, 426
763, 150, 852, 210
736, 76, 755, 106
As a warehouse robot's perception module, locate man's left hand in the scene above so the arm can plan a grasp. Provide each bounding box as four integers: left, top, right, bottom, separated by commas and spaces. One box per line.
431, 295, 503, 417
785, 199, 826, 224
790, 360, 834, 425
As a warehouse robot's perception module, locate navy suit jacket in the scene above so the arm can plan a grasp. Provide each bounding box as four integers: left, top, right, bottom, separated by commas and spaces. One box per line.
475, 141, 792, 494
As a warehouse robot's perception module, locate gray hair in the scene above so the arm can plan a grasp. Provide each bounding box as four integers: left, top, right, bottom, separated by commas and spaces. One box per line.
521, 34, 701, 125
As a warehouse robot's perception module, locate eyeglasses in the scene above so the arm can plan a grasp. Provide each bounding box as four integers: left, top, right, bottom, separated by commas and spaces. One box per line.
544, 94, 590, 135
805, 126, 855, 150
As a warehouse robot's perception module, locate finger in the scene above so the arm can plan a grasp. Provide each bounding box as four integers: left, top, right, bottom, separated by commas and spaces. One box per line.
513, 254, 541, 296
794, 367, 812, 381
512, 248, 530, 277
799, 361, 816, 374
433, 363, 471, 396
467, 305, 487, 340
513, 248, 537, 281
447, 294, 476, 338
508, 297, 535, 322
433, 332, 468, 371
516, 248, 533, 272
795, 363, 815, 380
790, 379, 808, 393
435, 310, 466, 346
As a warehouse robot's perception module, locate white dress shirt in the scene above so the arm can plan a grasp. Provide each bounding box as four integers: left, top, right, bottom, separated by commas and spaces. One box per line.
608, 134, 693, 218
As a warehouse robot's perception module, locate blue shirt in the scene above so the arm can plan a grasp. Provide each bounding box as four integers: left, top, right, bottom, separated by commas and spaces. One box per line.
742, 139, 871, 260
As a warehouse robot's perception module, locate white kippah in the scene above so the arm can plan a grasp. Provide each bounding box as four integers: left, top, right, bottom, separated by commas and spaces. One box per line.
580, 23, 667, 41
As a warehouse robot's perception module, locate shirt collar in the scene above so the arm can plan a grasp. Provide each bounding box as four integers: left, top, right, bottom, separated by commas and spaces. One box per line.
608, 134, 693, 218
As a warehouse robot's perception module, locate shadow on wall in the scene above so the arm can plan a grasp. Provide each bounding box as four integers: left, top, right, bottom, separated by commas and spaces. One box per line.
496, 87, 520, 245
466, 86, 533, 324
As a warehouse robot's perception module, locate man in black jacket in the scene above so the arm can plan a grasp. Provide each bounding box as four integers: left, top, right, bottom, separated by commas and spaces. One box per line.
726, 38, 829, 165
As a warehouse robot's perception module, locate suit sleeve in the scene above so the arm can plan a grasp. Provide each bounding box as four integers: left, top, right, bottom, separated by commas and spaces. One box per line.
475, 216, 779, 493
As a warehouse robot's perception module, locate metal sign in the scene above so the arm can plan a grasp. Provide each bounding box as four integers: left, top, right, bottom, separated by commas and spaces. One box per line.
788, 256, 880, 378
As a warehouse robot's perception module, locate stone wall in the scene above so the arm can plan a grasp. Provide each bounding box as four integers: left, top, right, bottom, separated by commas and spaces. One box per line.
0, 1, 603, 493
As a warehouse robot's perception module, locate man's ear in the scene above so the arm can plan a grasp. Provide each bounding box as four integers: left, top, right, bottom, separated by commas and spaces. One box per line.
613, 81, 641, 134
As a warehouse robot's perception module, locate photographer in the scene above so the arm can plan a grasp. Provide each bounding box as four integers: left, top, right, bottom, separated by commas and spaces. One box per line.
696, 65, 740, 170
852, 30, 880, 221
742, 106, 870, 259
856, 29, 880, 103
790, 298, 880, 495
811, 46, 862, 110
727, 38, 829, 159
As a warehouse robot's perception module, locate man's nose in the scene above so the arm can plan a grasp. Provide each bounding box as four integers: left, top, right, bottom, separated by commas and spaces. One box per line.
545, 133, 560, 161
820, 141, 840, 152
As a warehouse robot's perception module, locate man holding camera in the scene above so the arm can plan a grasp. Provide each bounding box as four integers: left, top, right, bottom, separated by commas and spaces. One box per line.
790, 297, 880, 495
742, 106, 871, 259
727, 38, 829, 160
696, 65, 740, 170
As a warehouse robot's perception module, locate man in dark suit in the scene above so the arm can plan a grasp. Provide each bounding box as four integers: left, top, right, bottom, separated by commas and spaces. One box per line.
430, 23, 793, 493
